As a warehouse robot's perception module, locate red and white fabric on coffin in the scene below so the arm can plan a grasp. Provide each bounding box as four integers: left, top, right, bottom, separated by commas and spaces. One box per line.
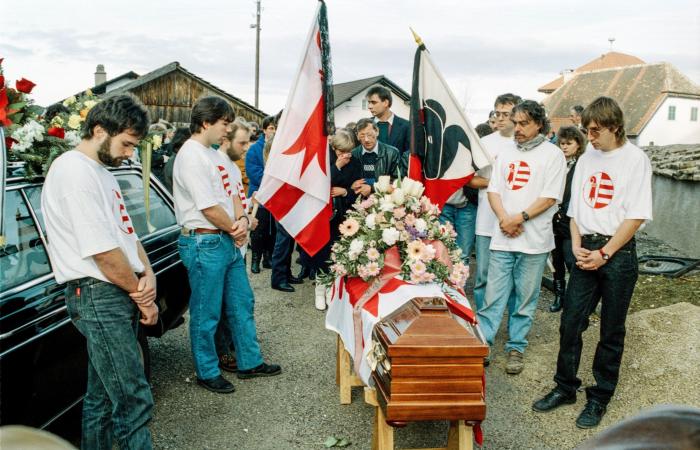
325, 277, 477, 384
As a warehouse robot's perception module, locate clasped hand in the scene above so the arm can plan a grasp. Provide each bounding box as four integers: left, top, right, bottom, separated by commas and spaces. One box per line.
574, 246, 607, 271
499, 214, 524, 238
229, 218, 249, 247
130, 273, 159, 325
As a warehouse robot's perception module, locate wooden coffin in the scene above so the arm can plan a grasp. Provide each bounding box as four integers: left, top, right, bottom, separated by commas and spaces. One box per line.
370, 297, 488, 424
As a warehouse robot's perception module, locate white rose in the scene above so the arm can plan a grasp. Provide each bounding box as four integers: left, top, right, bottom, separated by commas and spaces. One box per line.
379, 195, 395, 212
152, 134, 163, 149
414, 218, 427, 233
63, 96, 77, 107
365, 213, 376, 230
67, 114, 82, 130
382, 227, 400, 246
375, 175, 391, 193
349, 238, 365, 256
390, 187, 405, 205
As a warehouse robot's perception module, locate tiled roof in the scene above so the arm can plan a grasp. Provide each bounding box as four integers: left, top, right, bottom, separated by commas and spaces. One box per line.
332, 75, 410, 108
538, 51, 646, 93
542, 62, 700, 135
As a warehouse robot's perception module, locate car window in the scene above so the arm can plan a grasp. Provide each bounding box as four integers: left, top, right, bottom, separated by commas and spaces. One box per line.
23, 186, 46, 232
1, 190, 51, 291
117, 173, 177, 237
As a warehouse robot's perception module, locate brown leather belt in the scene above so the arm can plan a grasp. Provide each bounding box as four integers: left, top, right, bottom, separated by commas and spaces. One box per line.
181, 227, 222, 236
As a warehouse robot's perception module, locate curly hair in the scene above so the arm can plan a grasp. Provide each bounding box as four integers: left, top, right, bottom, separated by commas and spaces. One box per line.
81, 93, 150, 139
511, 100, 550, 135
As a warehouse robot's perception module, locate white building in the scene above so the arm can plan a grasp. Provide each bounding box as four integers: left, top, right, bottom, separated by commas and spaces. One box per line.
541, 55, 700, 146
332, 75, 410, 128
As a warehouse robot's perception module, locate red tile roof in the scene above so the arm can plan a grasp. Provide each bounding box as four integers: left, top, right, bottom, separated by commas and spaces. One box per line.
538, 52, 646, 93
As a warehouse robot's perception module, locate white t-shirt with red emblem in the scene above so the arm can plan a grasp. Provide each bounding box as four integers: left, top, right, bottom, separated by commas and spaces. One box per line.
173, 139, 235, 229
475, 132, 517, 237
41, 150, 144, 284
567, 141, 652, 236
487, 140, 566, 254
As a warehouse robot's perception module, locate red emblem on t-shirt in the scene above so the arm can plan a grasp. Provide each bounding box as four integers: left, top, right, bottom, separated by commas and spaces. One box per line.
583, 172, 614, 209
504, 160, 530, 190
217, 165, 232, 196
113, 190, 134, 234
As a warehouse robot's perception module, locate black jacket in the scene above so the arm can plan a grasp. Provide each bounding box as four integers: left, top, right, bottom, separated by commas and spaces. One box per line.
351, 142, 402, 181
553, 159, 578, 238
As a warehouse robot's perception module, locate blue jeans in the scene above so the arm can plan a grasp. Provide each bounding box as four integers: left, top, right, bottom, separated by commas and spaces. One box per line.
65, 278, 153, 450
439, 202, 477, 265
477, 250, 548, 354
179, 232, 264, 379
474, 236, 516, 314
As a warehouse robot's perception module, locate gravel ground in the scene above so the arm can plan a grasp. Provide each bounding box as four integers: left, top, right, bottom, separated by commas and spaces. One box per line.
147, 237, 700, 450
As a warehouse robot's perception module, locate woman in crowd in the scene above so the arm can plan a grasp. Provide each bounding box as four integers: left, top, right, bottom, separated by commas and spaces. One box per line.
550, 125, 586, 312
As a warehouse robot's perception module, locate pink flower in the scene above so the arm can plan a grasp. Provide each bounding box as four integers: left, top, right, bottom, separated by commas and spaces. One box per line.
393, 207, 406, 219
404, 214, 416, 226
366, 247, 380, 261
407, 240, 423, 260
331, 263, 347, 276
420, 243, 436, 261
339, 218, 360, 237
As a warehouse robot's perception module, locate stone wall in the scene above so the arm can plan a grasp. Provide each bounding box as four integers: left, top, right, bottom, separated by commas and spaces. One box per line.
642, 144, 700, 181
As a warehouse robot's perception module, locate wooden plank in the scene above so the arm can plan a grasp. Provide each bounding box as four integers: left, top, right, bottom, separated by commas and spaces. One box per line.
337, 336, 364, 404
391, 364, 483, 378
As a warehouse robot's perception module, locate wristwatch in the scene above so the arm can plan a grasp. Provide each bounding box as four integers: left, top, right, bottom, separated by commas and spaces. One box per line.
599, 249, 610, 260
521, 211, 530, 222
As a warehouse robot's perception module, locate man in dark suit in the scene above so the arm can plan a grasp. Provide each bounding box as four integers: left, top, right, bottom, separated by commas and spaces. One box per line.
366, 85, 410, 155
350, 118, 401, 197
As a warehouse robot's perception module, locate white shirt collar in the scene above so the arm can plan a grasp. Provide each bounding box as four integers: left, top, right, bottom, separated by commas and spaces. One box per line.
362, 142, 379, 155
373, 112, 394, 126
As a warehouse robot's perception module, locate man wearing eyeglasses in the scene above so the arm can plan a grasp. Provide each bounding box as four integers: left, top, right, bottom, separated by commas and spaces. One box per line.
473, 93, 521, 312
350, 117, 401, 197
533, 96, 652, 429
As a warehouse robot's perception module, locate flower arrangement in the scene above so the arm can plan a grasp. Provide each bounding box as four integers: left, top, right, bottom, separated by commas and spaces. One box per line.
327, 176, 469, 287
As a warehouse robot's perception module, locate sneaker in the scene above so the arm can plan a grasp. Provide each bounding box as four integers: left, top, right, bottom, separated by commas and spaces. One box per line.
196, 375, 235, 394
219, 354, 238, 373
237, 362, 282, 379
505, 350, 524, 374
576, 400, 607, 429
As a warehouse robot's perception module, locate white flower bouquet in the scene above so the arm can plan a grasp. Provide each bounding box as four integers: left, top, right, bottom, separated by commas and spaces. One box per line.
328, 176, 469, 286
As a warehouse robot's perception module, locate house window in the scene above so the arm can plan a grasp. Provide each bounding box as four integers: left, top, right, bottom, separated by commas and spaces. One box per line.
668, 105, 676, 120
362, 99, 368, 110
691, 107, 698, 121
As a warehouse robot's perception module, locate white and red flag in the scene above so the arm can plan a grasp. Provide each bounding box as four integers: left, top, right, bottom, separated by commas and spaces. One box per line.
255, 1, 334, 256
408, 33, 492, 209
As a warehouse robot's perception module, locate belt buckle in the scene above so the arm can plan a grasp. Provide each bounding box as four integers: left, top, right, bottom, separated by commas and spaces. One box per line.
181, 227, 195, 236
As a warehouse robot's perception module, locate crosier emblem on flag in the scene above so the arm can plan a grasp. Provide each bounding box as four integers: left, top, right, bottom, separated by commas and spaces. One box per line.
255, 1, 334, 256
407, 30, 492, 209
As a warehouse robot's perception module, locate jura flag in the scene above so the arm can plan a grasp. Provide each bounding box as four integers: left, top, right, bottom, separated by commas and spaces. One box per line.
256, 1, 334, 256
408, 35, 492, 209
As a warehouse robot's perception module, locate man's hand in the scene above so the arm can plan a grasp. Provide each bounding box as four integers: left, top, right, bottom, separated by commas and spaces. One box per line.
352, 180, 371, 197
229, 218, 248, 240
129, 272, 157, 306
137, 302, 159, 326
331, 187, 347, 198
351, 179, 366, 192
250, 216, 259, 231
335, 152, 351, 169
499, 214, 524, 237
576, 248, 607, 271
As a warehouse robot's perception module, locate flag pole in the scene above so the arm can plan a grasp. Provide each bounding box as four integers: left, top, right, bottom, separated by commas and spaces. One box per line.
409, 27, 423, 46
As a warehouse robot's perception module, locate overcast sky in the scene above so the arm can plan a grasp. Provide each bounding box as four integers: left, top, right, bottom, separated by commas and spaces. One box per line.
2, 0, 699, 122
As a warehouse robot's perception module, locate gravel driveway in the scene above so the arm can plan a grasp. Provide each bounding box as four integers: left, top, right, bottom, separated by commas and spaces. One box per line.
147, 257, 700, 450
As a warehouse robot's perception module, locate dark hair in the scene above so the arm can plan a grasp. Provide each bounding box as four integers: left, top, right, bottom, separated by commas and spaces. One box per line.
81, 93, 150, 139
44, 103, 70, 121
494, 93, 522, 108
366, 85, 393, 107
171, 127, 192, 153
189, 96, 234, 134
488, 110, 496, 119
581, 96, 626, 144
356, 117, 378, 133
571, 105, 584, 115
557, 126, 587, 158
262, 115, 276, 130
511, 100, 549, 135
475, 123, 493, 138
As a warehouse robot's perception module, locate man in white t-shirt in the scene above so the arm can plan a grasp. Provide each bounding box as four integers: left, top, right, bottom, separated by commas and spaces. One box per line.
174, 96, 280, 395
533, 97, 653, 429
41, 94, 157, 449
476, 100, 566, 375
473, 93, 521, 312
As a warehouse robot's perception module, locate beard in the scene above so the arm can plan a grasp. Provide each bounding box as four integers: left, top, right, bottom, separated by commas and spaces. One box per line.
97, 135, 126, 167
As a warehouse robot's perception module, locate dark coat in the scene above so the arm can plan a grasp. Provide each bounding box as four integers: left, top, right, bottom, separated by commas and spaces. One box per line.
382, 114, 410, 155
245, 134, 266, 196
351, 142, 402, 182
553, 159, 578, 238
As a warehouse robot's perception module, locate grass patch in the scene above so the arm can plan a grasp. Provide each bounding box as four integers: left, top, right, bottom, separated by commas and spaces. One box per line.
629, 272, 700, 313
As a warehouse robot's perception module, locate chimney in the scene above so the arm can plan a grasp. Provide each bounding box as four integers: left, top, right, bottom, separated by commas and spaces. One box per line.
94, 64, 106, 86
562, 69, 575, 83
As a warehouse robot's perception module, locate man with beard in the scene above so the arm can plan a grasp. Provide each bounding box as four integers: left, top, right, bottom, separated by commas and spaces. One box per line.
477, 100, 566, 375
41, 94, 158, 449
174, 97, 280, 394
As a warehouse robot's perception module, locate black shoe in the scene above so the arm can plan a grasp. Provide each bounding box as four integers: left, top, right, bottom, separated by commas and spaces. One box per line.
287, 275, 303, 284
550, 278, 565, 312
296, 266, 310, 280
196, 375, 235, 393
262, 251, 272, 269
272, 282, 295, 292
309, 269, 316, 281
576, 400, 606, 429
251, 253, 261, 274
237, 362, 282, 379
532, 389, 576, 412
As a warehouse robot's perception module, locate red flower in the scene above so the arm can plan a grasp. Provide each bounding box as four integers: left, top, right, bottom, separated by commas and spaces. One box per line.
5, 135, 16, 150
15, 77, 36, 94
0, 75, 4, 87
48, 127, 66, 139
0, 87, 12, 127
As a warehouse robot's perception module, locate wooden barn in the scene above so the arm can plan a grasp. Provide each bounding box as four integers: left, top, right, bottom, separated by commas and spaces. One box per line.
69, 62, 267, 125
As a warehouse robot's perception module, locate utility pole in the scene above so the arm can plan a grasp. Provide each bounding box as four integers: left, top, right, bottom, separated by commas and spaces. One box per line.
251, 0, 261, 108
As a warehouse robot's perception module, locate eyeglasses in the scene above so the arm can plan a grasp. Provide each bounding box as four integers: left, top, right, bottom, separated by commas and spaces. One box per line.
494, 111, 511, 118
582, 126, 607, 137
